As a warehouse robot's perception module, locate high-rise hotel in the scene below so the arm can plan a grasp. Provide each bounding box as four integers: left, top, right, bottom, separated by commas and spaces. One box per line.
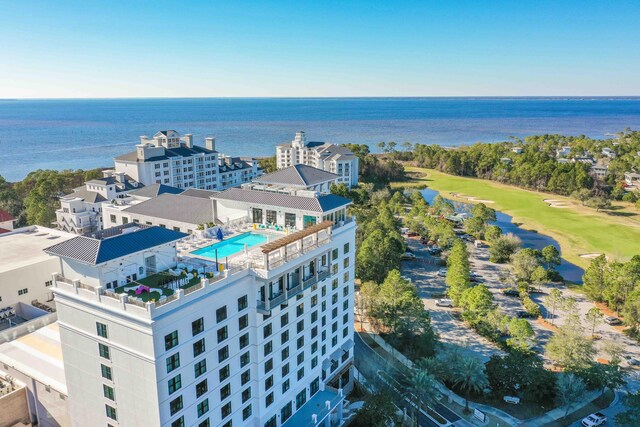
46, 174, 355, 427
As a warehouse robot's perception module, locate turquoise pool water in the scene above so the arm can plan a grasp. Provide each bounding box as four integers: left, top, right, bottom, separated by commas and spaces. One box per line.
192, 232, 268, 259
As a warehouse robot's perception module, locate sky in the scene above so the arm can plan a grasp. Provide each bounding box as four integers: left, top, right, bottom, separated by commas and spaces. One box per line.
1, 0, 639, 98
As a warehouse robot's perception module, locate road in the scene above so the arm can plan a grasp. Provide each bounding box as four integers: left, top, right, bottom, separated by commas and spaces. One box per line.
401, 238, 503, 362
354, 332, 465, 426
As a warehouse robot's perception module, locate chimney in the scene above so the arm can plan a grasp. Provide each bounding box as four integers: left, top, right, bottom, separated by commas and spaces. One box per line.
115, 172, 126, 184
205, 137, 216, 152
184, 134, 193, 148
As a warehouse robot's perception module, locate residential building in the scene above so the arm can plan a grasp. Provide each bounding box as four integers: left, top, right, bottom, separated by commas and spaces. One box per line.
114, 130, 260, 191
602, 147, 616, 159
555, 146, 572, 157
55, 171, 143, 234
48, 204, 355, 426
250, 164, 340, 194
510, 147, 523, 154
0, 226, 74, 310
589, 163, 609, 180
624, 172, 640, 187
0, 322, 70, 427
276, 132, 358, 188
102, 188, 218, 232
0, 208, 15, 234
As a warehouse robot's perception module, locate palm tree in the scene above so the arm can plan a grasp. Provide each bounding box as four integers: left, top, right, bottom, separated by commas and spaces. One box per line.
409, 371, 440, 419
415, 357, 445, 382
452, 357, 488, 412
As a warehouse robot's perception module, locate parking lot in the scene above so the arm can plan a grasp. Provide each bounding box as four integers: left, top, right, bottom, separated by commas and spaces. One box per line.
401, 237, 640, 370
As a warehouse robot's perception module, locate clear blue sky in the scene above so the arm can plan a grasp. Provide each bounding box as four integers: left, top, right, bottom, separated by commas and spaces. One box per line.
2, 0, 639, 98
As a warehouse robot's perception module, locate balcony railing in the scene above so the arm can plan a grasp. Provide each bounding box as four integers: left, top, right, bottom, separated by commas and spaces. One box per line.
302, 275, 317, 290
318, 269, 331, 281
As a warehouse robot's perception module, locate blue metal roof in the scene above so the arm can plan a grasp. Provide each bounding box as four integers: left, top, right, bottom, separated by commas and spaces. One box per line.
44, 224, 187, 265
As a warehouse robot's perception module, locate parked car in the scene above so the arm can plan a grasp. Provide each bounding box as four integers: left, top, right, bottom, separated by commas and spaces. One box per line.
623, 354, 640, 366
436, 298, 453, 307
581, 412, 607, 427
401, 252, 416, 260
502, 289, 520, 297
428, 247, 442, 255
604, 316, 622, 326
438, 268, 447, 277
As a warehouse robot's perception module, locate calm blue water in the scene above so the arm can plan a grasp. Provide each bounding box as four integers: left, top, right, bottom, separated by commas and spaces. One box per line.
1, 97, 640, 181
420, 188, 584, 283
192, 232, 268, 259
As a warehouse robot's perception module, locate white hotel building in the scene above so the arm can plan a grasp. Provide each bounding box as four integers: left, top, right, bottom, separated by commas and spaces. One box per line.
276, 132, 359, 188
114, 130, 260, 191
46, 187, 356, 427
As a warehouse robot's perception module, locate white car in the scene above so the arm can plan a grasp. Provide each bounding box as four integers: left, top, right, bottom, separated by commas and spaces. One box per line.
436, 298, 453, 307
581, 412, 607, 427
438, 268, 447, 277
401, 252, 416, 260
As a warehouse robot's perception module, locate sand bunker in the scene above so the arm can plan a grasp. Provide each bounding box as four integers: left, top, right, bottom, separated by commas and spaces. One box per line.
580, 253, 602, 259
543, 198, 570, 208
454, 194, 495, 204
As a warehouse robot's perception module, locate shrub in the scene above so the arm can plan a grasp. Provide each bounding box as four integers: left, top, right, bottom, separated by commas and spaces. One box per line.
522, 296, 542, 318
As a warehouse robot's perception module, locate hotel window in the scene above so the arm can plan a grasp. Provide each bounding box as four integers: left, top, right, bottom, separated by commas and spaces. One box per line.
221, 402, 232, 419
343, 327, 349, 338
282, 362, 290, 376
103, 384, 115, 400
18, 288, 28, 295
217, 326, 228, 343
297, 351, 305, 365
238, 295, 248, 311
242, 387, 251, 403
332, 278, 338, 290
252, 208, 263, 223
311, 356, 318, 368
281, 330, 289, 344
166, 353, 180, 373
197, 399, 209, 417
96, 322, 108, 338
264, 341, 273, 356
297, 367, 304, 380
281, 402, 292, 422
165, 331, 179, 351
284, 213, 296, 227
265, 415, 277, 427
265, 358, 273, 373
216, 306, 227, 323
297, 303, 304, 317
282, 346, 289, 360
45, 280, 53, 287
240, 351, 250, 367
344, 242, 350, 254
194, 359, 207, 377
168, 375, 181, 394
101, 364, 112, 380
265, 392, 274, 407
343, 271, 349, 283
343, 257, 349, 268
218, 346, 229, 362
266, 210, 277, 224
196, 379, 208, 398
105, 404, 117, 421
239, 314, 248, 330
98, 343, 110, 360
311, 377, 320, 396
282, 378, 290, 393
297, 336, 304, 350
193, 338, 205, 357
281, 313, 288, 327
311, 326, 318, 338
241, 369, 250, 385
297, 320, 304, 333
169, 396, 183, 415
198, 419, 209, 427
219, 364, 230, 381
295, 389, 307, 410
171, 417, 184, 427
243, 404, 252, 420
265, 375, 274, 390
239, 332, 249, 349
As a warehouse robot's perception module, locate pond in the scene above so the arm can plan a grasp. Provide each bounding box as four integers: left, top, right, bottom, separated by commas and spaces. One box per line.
419, 188, 585, 283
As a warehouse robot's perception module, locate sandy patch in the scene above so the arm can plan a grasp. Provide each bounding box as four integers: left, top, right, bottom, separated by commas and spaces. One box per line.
451, 193, 495, 204
543, 198, 570, 208
580, 253, 602, 259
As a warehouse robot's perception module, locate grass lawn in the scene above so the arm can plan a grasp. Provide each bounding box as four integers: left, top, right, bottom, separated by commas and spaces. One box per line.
115, 271, 203, 302
394, 167, 640, 268
541, 390, 614, 427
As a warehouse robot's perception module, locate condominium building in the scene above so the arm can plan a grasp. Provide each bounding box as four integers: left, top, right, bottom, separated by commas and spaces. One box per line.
276, 132, 359, 188
0, 208, 15, 234
47, 196, 355, 427
114, 130, 260, 191
55, 171, 144, 234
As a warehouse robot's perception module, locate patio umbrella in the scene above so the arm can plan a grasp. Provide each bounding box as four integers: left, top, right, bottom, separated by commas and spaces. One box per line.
216, 228, 224, 241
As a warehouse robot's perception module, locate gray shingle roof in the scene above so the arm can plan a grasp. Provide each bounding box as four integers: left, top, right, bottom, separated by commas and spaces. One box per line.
255, 165, 339, 187
43, 224, 187, 265
128, 184, 183, 198
180, 188, 218, 199
124, 193, 216, 225
213, 188, 351, 213
115, 144, 215, 163
64, 188, 107, 204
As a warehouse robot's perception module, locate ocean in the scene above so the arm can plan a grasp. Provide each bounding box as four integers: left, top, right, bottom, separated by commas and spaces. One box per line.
1, 97, 640, 182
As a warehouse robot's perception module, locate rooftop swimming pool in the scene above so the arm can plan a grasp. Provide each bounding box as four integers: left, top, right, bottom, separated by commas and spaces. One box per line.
191, 232, 269, 260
